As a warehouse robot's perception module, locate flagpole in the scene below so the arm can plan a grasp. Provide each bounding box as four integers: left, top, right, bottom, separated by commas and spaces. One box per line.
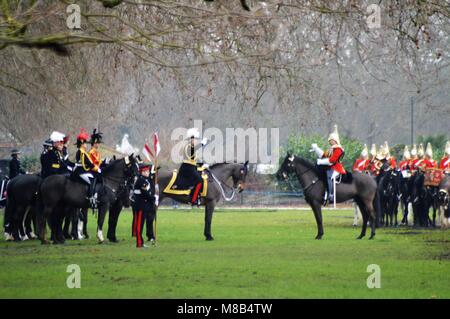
154, 154, 158, 244
153, 132, 159, 245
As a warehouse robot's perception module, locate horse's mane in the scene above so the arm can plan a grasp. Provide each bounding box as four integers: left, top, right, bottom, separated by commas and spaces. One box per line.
210, 162, 230, 170
294, 156, 320, 175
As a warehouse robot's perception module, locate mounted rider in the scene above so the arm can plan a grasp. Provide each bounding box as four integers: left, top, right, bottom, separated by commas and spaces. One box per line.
311, 125, 346, 205
353, 144, 370, 173
409, 144, 419, 173
368, 144, 380, 176
179, 128, 208, 206
9, 149, 26, 179
399, 145, 412, 178
383, 141, 397, 170
419, 143, 438, 170
40, 131, 70, 178
439, 141, 450, 174
412, 143, 425, 171
73, 128, 101, 208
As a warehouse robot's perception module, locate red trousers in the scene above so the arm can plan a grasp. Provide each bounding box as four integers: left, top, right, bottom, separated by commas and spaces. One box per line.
132, 209, 145, 248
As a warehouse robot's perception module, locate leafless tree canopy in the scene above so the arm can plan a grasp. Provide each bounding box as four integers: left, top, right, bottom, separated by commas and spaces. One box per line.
0, 1, 448, 149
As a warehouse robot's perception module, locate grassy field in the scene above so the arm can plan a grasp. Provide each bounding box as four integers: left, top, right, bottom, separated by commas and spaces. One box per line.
0, 208, 449, 299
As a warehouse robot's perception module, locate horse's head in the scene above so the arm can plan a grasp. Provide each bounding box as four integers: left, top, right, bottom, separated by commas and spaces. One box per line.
276, 152, 296, 181
231, 161, 249, 193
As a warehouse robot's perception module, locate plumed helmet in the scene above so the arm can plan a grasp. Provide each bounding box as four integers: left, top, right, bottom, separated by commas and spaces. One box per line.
361, 144, 368, 158
376, 145, 385, 160
403, 145, 411, 160
186, 128, 200, 139
50, 131, 65, 143
418, 143, 425, 158
327, 124, 341, 146
410, 144, 417, 157
370, 144, 377, 157
384, 141, 390, 158
90, 128, 103, 145
425, 142, 433, 158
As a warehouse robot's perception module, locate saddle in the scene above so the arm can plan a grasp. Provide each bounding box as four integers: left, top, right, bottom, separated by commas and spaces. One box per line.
316, 165, 353, 185
163, 167, 208, 197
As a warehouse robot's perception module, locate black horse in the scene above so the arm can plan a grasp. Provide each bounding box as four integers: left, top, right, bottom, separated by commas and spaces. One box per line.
63, 176, 133, 242
378, 168, 401, 227
410, 172, 437, 227
37, 156, 138, 244
438, 176, 450, 228
276, 153, 378, 239
4, 174, 41, 240
157, 162, 248, 240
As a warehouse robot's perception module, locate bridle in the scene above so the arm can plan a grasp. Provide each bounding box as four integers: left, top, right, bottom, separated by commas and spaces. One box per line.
283, 156, 319, 194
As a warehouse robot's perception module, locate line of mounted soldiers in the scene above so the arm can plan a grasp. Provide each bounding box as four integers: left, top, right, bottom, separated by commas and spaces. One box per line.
351, 141, 450, 227
4, 129, 157, 248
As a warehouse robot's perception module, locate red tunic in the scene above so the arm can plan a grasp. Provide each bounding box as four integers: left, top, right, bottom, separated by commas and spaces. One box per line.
353, 158, 370, 172
399, 160, 410, 171
387, 157, 397, 169
326, 146, 346, 174
439, 156, 450, 171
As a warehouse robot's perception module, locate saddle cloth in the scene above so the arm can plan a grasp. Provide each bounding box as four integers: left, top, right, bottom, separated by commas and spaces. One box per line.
163, 167, 208, 197
424, 168, 444, 187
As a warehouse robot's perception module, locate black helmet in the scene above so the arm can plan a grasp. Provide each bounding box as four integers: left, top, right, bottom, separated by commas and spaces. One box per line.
43, 139, 53, 147
90, 128, 103, 145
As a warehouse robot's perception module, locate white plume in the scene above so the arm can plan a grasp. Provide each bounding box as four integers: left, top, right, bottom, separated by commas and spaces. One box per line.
116, 134, 139, 155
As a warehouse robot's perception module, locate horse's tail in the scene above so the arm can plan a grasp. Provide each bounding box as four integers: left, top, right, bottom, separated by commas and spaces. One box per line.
373, 189, 382, 228
4, 187, 15, 232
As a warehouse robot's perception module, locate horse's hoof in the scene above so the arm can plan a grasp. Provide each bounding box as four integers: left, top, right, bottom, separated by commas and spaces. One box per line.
205, 236, 214, 241
108, 238, 119, 243
356, 236, 364, 240
41, 240, 50, 245
369, 236, 375, 240
315, 235, 323, 240
85, 234, 90, 239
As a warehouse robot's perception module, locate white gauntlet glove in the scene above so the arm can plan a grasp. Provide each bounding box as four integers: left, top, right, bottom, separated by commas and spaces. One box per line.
311, 143, 324, 158
317, 158, 331, 166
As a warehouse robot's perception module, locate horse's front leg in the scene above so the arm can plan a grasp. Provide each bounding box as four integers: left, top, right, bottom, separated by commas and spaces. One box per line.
96, 204, 109, 244
204, 200, 216, 241
81, 208, 89, 238
107, 202, 121, 243
309, 200, 324, 239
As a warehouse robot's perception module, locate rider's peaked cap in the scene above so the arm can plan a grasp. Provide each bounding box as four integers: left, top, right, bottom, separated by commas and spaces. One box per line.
10, 149, 21, 156
90, 128, 103, 144
138, 163, 151, 171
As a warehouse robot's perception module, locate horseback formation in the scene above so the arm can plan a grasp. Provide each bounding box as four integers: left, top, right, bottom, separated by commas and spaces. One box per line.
2, 126, 249, 246
2, 121, 447, 246
351, 140, 450, 229
3, 128, 139, 245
